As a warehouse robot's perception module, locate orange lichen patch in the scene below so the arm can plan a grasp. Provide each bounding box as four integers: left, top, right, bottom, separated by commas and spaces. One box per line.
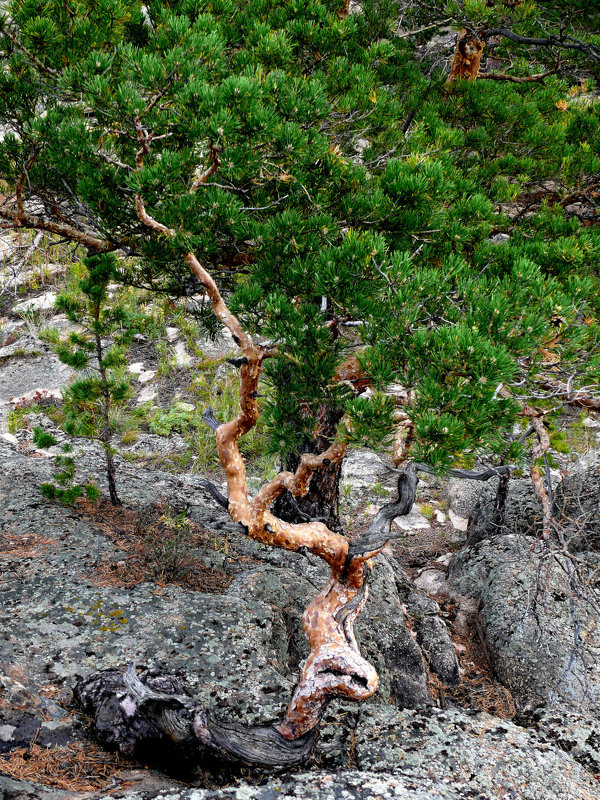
0, 742, 127, 792
76, 499, 234, 593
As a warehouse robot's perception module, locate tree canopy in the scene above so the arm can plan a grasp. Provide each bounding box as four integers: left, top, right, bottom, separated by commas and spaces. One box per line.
1, 0, 599, 481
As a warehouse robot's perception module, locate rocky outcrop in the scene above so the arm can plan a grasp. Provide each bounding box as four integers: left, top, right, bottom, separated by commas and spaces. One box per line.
448, 461, 600, 715
0, 433, 459, 787
4, 708, 599, 800
2, 294, 600, 799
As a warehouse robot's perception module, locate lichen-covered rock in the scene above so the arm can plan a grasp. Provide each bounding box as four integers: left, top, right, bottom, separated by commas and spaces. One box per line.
5, 706, 599, 800
0, 355, 71, 407
445, 474, 540, 537
355, 705, 600, 800
403, 591, 459, 686
522, 707, 600, 775
448, 533, 600, 713
0, 771, 494, 800
0, 334, 49, 361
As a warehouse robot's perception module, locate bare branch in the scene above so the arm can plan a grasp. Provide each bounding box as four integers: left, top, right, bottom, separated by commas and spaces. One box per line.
190, 144, 222, 192
478, 67, 558, 84
252, 441, 347, 514
396, 18, 452, 40
483, 27, 600, 64
0, 202, 114, 253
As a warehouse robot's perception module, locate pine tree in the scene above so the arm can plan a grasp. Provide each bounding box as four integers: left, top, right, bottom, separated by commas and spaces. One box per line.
43, 253, 137, 505
2, 0, 597, 499
1, 0, 600, 766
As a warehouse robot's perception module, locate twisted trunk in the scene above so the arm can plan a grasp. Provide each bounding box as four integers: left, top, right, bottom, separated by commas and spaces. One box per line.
273, 406, 344, 531
75, 166, 417, 770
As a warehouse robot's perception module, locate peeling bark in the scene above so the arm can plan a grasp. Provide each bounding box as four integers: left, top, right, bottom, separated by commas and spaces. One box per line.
75, 149, 420, 770
446, 29, 485, 84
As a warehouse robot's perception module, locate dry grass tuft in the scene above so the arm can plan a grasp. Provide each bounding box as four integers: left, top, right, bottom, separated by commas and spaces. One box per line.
77, 498, 235, 593
0, 742, 127, 792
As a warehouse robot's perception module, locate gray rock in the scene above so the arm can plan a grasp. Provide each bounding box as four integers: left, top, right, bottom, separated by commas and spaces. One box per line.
405, 591, 460, 686
0, 771, 509, 800
355, 705, 600, 800
12, 291, 57, 313
489, 233, 511, 245
0, 777, 76, 800
446, 474, 540, 536
0, 355, 71, 407
123, 432, 188, 455
3, 404, 600, 800
523, 707, 600, 774
358, 558, 431, 708
449, 533, 600, 713
393, 507, 431, 532
413, 569, 447, 596
0, 335, 48, 361
341, 449, 388, 490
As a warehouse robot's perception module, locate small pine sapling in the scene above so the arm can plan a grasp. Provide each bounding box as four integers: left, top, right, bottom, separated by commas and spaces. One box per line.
45, 253, 138, 506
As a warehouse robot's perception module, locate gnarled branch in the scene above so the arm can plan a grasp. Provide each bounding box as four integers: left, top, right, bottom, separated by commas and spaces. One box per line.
79, 118, 422, 767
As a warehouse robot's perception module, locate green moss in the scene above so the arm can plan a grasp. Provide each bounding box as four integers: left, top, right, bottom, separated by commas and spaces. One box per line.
549, 429, 570, 454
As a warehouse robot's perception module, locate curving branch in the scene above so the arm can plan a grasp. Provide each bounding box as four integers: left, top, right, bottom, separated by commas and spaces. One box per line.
478, 67, 558, 84
482, 27, 600, 65
0, 200, 114, 253
523, 406, 553, 542
73, 129, 422, 768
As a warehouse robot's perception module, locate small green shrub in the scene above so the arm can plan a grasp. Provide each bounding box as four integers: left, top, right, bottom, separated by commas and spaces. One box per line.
36, 439, 100, 506
32, 426, 58, 449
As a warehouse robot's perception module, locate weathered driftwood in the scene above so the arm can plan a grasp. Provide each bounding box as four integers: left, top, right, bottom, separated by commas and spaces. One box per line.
74, 666, 319, 768
74, 138, 418, 770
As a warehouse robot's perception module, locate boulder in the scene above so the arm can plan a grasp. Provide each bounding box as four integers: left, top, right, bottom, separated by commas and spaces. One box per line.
355, 705, 600, 800
12, 292, 57, 313
445, 474, 540, 535
341, 449, 390, 491
449, 530, 600, 714
0, 355, 71, 407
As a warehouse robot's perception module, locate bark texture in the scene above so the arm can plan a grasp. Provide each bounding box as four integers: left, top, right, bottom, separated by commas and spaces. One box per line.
447, 29, 485, 83
273, 406, 344, 531
74, 157, 420, 769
